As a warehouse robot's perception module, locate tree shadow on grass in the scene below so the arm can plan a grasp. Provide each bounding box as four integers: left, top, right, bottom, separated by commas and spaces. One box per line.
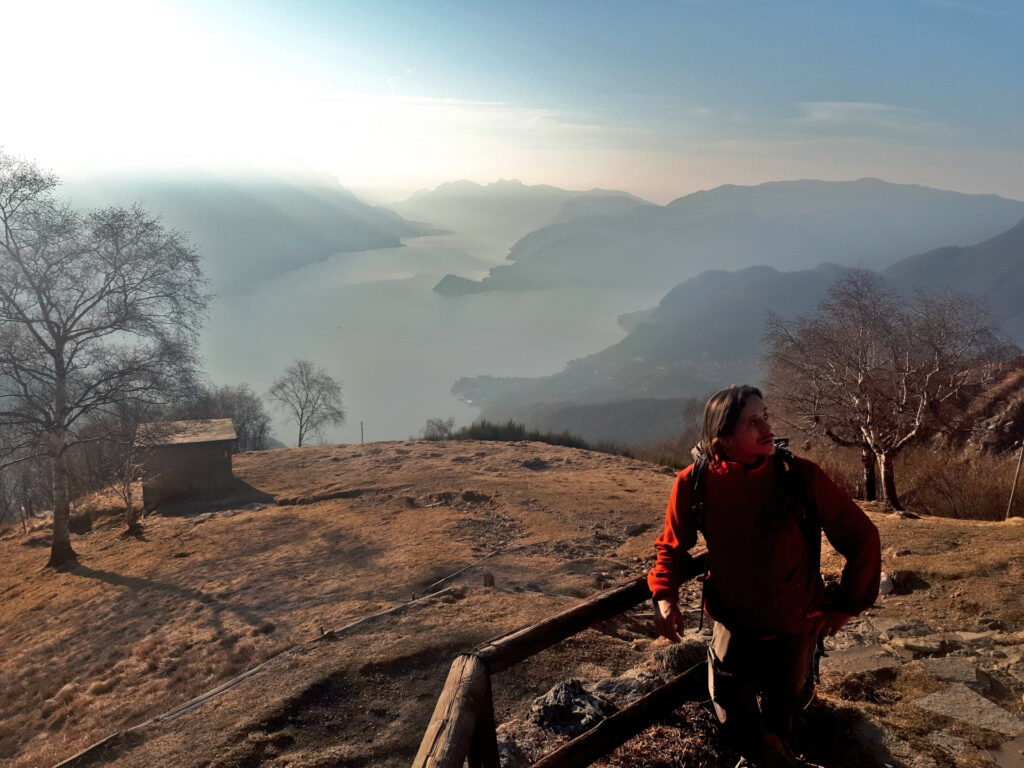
69, 564, 267, 630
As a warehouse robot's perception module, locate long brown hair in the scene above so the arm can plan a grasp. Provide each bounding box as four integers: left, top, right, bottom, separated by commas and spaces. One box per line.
698, 385, 763, 462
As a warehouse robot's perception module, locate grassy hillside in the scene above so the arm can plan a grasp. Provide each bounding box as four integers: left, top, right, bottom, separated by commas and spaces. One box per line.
2, 441, 1022, 767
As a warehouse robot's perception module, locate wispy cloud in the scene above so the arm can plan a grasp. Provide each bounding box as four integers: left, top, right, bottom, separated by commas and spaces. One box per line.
790, 101, 946, 141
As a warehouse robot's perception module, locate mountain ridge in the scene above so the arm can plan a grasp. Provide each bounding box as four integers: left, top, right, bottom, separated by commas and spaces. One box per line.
454, 217, 1024, 443
438, 179, 1024, 295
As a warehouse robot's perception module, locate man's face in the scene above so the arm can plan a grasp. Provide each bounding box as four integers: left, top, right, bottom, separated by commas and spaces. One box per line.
721, 396, 775, 463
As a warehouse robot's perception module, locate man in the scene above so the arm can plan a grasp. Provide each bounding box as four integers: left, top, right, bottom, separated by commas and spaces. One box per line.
649, 386, 881, 768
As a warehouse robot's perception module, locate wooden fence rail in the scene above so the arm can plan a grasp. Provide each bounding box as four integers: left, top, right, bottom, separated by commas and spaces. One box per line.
412, 551, 707, 768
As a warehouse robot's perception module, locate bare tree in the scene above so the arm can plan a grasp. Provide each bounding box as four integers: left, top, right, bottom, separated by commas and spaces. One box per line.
0, 151, 209, 566
420, 417, 455, 441
183, 383, 273, 452
267, 359, 345, 447
764, 270, 1015, 510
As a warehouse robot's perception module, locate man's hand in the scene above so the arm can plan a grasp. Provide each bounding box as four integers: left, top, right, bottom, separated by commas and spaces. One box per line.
654, 599, 686, 642
806, 609, 851, 638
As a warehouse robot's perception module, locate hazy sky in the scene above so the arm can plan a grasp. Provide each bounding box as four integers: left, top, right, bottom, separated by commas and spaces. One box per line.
6, 0, 1024, 202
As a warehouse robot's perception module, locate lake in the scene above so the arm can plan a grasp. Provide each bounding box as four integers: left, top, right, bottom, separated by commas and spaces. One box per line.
202, 233, 664, 445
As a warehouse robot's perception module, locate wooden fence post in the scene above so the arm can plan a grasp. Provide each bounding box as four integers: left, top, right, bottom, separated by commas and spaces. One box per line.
467, 673, 500, 768
412, 654, 491, 768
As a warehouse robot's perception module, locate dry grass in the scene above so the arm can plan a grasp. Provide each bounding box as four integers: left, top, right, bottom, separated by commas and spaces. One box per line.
792, 439, 1022, 521
899, 447, 1021, 521
0, 440, 676, 767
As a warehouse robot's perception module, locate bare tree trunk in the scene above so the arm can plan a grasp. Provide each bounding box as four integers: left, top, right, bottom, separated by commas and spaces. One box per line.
47, 452, 77, 568
861, 446, 877, 501
124, 473, 141, 535
123, 449, 142, 535
879, 452, 903, 511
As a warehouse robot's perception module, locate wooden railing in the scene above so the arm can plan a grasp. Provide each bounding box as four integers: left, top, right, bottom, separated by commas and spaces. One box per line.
412, 552, 708, 768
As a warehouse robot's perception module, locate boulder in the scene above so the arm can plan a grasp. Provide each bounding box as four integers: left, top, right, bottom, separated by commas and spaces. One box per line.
591, 667, 661, 707
624, 523, 652, 538
528, 679, 617, 736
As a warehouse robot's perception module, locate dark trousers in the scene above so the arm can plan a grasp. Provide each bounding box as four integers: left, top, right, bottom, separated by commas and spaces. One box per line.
707, 621, 817, 765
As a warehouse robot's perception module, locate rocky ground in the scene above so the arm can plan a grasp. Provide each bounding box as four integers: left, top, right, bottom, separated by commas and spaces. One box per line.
1, 440, 1022, 768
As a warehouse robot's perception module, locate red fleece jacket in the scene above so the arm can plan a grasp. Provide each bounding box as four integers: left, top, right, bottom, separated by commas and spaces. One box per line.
647, 456, 881, 634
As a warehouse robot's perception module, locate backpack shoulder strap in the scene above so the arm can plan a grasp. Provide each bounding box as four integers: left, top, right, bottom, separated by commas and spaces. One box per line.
689, 455, 710, 533
774, 447, 821, 570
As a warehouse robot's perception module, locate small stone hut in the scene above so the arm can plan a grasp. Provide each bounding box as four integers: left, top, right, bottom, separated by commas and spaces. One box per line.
140, 419, 237, 510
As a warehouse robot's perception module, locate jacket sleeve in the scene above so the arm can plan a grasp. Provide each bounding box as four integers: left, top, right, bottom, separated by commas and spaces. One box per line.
647, 466, 698, 604
804, 459, 882, 616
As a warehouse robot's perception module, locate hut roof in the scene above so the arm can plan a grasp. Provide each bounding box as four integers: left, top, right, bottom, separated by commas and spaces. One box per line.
138, 419, 237, 446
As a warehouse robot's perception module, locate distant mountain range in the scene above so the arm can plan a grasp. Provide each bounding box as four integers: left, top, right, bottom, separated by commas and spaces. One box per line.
436, 179, 1024, 294
883, 217, 1024, 342
455, 217, 1024, 445
63, 168, 429, 291
386, 179, 652, 267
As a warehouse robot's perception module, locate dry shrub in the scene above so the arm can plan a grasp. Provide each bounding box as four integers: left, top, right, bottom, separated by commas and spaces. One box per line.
794, 441, 862, 499
899, 447, 1019, 520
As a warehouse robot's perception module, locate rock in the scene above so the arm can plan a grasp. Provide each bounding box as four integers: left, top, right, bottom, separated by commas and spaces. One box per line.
912, 684, 1024, 736
899, 510, 922, 519
821, 645, 900, 675
865, 616, 932, 638
882, 643, 916, 661
890, 570, 930, 594
528, 680, 617, 736
918, 657, 980, 685
879, 572, 895, 596
988, 735, 1024, 768
482, 571, 495, 587
893, 635, 950, 656
591, 667, 661, 706
948, 630, 997, 647
461, 490, 491, 503
654, 638, 708, 679
496, 734, 528, 768
624, 523, 652, 538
